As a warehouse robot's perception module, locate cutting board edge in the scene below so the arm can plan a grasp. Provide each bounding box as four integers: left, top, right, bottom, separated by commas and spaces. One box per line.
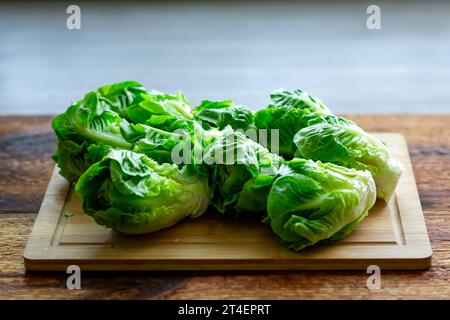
23, 255, 432, 271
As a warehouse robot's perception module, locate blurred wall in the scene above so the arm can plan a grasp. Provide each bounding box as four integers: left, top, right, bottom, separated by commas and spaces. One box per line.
0, 1, 449, 114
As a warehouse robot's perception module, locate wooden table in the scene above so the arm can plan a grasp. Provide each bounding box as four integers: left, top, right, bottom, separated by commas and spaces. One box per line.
0, 115, 448, 299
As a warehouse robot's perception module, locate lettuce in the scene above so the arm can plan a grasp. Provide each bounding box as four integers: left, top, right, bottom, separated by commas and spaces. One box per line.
52, 141, 113, 182
52, 82, 198, 180
126, 90, 193, 132
202, 127, 282, 214
193, 100, 255, 131
75, 149, 209, 234
95, 81, 148, 117
51, 82, 403, 251
294, 117, 403, 201
52, 90, 134, 181
267, 159, 376, 250
255, 89, 403, 200
254, 89, 332, 157
126, 123, 186, 165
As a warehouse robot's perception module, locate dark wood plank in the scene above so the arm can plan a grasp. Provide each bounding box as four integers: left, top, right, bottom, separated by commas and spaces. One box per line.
0, 115, 449, 299
0, 116, 55, 213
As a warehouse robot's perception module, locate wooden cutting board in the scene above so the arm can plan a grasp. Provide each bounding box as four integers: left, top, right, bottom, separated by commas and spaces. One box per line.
23, 133, 432, 271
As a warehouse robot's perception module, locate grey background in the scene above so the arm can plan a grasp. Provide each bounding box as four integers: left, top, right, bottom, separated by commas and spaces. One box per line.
0, 1, 449, 114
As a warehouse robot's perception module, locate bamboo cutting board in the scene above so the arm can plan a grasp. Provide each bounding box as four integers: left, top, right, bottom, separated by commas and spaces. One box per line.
23, 133, 432, 271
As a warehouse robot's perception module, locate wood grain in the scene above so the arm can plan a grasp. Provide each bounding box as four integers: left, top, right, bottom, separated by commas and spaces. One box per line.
0, 116, 55, 213
0, 115, 449, 299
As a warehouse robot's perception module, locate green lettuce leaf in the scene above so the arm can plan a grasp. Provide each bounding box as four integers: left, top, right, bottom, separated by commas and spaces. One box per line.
254, 89, 332, 158
270, 89, 332, 114
52, 141, 112, 181
126, 90, 193, 131
95, 81, 148, 117
202, 127, 282, 214
75, 149, 209, 234
131, 123, 187, 165
52, 91, 134, 180
193, 100, 255, 131
293, 119, 403, 200
267, 159, 376, 250
52, 92, 132, 149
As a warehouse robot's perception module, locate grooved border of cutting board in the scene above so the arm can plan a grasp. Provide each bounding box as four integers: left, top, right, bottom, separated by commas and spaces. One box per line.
23, 133, 432, 271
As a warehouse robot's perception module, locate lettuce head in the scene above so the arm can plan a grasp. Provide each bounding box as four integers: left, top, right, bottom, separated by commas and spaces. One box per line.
267, 159, 376, 250
254, 89, 332, 158
293, 117, 403, 201
75, 149, 209, 234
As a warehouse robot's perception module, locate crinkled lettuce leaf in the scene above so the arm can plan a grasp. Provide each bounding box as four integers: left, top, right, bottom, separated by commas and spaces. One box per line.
52, 92, 132, 149
193, 100, 255, 131
270, 89, 332, 114
267, 159, 376, 250
126, 90, 193, 131
294, 118, 403, 201
95, 81, 148, 117
126, 123, 186, 165
52, 90, 134, 180
75, 149, 209, 234
202, 127, 282, 214
255, 89, 332, 158
52, 141, 112, 181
